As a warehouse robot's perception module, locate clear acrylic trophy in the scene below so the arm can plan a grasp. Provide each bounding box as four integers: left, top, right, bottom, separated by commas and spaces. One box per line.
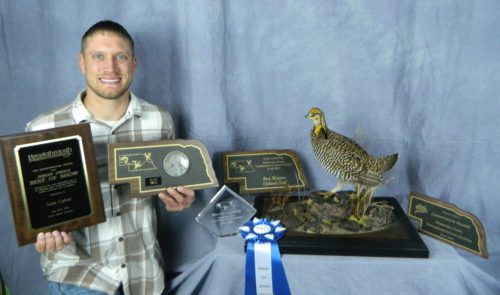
196, 185, 257, 237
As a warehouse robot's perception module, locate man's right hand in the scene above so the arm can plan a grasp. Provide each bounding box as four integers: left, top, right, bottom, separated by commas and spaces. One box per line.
35, 231, 72, 253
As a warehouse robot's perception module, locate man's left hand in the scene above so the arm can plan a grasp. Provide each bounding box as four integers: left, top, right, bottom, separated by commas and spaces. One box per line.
158, 186, 195, 212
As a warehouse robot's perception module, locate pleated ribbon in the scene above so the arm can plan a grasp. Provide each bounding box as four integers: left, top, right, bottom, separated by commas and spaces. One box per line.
240, 218, 291, 295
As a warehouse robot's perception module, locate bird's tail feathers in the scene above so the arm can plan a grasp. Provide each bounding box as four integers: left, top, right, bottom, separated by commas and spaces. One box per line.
380, 153, 398, 172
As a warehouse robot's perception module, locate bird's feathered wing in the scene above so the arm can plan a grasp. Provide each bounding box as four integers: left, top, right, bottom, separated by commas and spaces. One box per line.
310, 129, 366, 180
310, 128, 398, 188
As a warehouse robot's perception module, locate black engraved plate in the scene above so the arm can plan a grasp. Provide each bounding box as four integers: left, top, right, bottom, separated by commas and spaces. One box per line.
16, 137, 91, 229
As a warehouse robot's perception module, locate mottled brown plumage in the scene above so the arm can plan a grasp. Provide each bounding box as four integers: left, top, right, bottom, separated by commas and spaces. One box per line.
306, 107, 398, 196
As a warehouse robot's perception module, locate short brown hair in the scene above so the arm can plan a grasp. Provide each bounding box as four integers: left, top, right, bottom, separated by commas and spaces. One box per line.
81, 20, 135, 55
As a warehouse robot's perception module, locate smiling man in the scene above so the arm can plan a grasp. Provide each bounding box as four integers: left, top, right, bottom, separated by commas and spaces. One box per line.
26, 20, 195, 295
79, 25, 136, 120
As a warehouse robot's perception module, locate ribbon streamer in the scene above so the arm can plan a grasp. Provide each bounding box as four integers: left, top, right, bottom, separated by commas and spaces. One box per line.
240, 218, 291, 295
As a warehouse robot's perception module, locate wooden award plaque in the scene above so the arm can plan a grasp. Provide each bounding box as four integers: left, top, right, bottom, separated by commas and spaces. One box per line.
408, 192, 488, 258
108, 139, 219, 197
222, 150, 309, 195
0, 123, 105, 245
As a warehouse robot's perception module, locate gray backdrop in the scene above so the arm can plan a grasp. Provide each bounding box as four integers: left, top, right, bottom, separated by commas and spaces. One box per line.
1, 1, 499, 294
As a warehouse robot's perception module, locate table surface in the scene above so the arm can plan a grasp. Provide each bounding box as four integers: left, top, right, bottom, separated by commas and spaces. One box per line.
163, 234, 499, 295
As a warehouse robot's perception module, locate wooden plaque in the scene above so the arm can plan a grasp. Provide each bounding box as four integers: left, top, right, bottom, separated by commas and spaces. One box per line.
0, 123, 105, 245
222, 150, 309, 195
408, 192, 488, 258
108, 139, 219, 197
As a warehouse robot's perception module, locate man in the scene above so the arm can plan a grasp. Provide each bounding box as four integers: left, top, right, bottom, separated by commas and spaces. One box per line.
27, 20, 195, 295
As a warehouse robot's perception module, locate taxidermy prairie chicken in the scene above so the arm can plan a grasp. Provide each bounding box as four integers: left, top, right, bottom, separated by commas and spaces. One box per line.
305, 107, 398, 223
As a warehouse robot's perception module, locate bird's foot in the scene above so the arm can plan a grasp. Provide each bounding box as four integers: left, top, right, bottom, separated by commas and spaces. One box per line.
321, 219, 333, 226
316, 191, 340, 202
348, 214, 368, 225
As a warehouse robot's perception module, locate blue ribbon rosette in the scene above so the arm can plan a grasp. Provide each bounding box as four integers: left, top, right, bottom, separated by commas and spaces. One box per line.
240, 218, 291, 295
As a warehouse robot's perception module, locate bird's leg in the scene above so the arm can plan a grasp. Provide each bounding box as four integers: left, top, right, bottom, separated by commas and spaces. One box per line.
347, 183, 362, 201
349, 186, 376, 224
349, 185, 367, 224
317, 180, 344, 200
360, 187, 375, 216
363, 187, 375, 204
329, 180, 344, 195
350, 185, 362, 217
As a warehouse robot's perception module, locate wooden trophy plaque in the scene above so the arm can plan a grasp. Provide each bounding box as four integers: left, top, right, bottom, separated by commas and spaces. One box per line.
0, 123, 105, 245
108, 139, 219, 197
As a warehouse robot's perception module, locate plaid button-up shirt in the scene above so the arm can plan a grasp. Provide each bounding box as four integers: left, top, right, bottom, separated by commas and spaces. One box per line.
26, 90, 175, 295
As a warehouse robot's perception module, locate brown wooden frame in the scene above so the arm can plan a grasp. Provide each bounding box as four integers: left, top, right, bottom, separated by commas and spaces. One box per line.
0, 123, 105, 245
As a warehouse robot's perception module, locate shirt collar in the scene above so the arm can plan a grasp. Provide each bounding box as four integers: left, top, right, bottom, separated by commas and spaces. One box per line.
72, 90, 143, 123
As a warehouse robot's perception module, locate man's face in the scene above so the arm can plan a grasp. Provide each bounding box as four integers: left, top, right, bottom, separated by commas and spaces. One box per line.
79, 32, 136, 101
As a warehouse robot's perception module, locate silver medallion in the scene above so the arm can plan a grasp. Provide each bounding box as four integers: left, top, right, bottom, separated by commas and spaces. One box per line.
163, 151, 190, 177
